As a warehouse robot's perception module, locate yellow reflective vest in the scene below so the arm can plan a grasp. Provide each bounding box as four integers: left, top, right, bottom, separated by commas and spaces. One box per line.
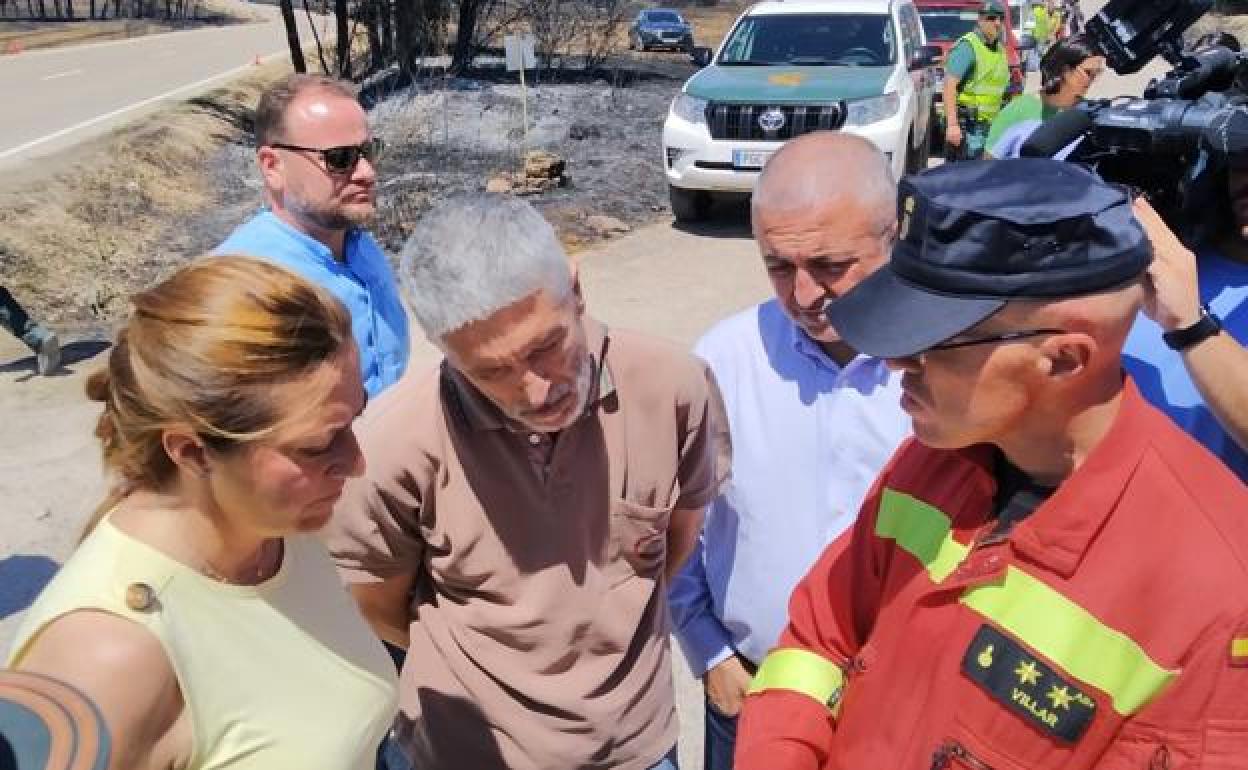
955, 31, 1009, 122
1033, 5, 1053, 43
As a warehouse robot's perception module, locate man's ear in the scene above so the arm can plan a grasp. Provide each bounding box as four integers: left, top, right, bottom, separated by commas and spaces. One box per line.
1039, 333, 1095, 380
162, 428, 211, 479
257, 147, 284, 192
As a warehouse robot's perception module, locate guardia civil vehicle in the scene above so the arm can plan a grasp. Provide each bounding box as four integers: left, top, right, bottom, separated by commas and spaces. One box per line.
661, 0, 940, 221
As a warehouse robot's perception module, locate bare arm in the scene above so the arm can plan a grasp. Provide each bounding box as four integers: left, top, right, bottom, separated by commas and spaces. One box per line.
943, 75, 963, 146
349, 573, 415, 649
1134, 198, 1248, 450
665, 505, 706, 584
16, 610, 187, 770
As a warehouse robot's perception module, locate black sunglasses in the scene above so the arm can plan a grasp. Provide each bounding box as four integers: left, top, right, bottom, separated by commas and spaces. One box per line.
926, 328, 1065, 352
980, 13, 1002, 20
269, 137, 384, 174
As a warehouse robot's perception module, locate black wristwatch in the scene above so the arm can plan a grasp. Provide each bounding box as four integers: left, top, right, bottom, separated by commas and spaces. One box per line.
1162, 304, 1223, 351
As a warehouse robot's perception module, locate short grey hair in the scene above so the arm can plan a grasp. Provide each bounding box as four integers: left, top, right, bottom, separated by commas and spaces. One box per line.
399, 195, 574, 340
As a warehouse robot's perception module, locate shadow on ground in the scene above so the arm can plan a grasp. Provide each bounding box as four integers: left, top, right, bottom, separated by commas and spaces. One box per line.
0, 555, 60, 622
0, 340, 111, 376
671, 195, 753, 240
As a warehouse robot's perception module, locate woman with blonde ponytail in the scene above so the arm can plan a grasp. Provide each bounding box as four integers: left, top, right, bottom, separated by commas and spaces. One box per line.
6, 256, 398, 769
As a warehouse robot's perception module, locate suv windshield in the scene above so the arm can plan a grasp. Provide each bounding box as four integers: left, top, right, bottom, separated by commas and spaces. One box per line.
719, 13, 896, 66
917, 8, 977, 42
643, 11, 682, 23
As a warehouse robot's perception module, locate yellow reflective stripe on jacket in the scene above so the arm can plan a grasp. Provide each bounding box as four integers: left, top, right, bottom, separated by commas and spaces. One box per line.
748, 648, 845, 715
876, 489, 1179, 716
955, 32, 1009, 120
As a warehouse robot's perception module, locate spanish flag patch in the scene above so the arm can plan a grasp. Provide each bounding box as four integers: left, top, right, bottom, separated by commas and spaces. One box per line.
1230, 637, 1248, 667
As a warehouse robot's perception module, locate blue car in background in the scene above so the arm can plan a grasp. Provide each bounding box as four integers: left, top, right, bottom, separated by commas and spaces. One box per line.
628, 9, 695, 52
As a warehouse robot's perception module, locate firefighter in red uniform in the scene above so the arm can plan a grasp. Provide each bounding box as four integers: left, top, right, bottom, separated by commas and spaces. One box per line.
735, 159, 1248, 770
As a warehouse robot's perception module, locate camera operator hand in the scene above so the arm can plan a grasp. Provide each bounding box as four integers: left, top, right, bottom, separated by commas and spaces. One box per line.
1133, 197, 1202, 331
1133, 195, 1248, 455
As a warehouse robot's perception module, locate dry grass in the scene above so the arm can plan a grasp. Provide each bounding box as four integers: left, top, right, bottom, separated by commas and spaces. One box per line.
0, 0, 259, 51
0, 20, 170, 50
1184, 11, 1248, 45
681, 1, 745, 48
0, 59, 288, 330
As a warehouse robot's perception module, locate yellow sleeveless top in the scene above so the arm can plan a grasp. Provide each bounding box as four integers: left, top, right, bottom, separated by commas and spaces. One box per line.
8, 519, 398, 770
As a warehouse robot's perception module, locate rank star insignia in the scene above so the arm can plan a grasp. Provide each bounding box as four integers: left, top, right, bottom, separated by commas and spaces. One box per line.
1047, 685, 1074, 710
1015, 660, 1041, 686
961, 624, 1097, 744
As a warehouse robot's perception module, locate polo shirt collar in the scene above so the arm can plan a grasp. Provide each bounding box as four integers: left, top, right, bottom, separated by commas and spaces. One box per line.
787, 313, 889, 380
256, 210, 358, 268
963, 378, 1152, 578
444, 318, 615, 434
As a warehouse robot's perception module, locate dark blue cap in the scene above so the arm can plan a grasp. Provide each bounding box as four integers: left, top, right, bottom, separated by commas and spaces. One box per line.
826, 159, 1151, 359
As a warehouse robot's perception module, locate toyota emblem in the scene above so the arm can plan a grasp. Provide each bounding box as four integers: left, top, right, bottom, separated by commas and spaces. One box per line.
758, 107, 786, 132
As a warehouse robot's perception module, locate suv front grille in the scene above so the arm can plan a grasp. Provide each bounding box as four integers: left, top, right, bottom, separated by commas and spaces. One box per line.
705, 103, 846, 141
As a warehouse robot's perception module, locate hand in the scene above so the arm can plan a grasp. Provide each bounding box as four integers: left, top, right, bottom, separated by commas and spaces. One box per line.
945, 122, 963, 148
704, 654, 754, 718
1133, 197, 1202, 332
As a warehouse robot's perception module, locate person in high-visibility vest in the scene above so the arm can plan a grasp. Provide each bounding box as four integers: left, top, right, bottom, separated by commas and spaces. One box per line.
1032, 0, 1053, 49
942, 0, 1010, 161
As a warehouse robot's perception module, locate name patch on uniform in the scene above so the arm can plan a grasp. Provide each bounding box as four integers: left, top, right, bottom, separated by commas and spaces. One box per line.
961, 624, 1096, 744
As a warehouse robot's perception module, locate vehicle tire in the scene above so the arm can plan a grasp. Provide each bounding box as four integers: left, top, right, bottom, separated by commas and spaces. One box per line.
670, 185, 710, 222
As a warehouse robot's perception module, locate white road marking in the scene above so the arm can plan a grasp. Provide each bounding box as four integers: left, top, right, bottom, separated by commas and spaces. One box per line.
41, 68, 83, 80
0, 50, 285, 161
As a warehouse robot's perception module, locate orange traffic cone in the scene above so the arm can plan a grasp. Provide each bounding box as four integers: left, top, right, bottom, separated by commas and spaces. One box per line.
252, 53, 262, 66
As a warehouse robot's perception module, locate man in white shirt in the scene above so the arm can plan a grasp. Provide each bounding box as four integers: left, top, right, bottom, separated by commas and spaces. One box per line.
669, 132, 912, 769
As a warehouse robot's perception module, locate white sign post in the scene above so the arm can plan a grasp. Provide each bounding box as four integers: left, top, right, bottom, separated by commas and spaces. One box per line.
503, 34, 538, 152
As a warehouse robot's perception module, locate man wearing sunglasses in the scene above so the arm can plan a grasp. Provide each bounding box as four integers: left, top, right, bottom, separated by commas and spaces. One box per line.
736, 159, 1248, 769
943, 0, 1012, 160
217, 74, 409, 398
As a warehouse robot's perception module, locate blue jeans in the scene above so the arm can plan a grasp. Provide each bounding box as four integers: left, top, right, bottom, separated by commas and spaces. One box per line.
704, 695, 739, 770
649, 746, 680, 769
0, 286, 48, 352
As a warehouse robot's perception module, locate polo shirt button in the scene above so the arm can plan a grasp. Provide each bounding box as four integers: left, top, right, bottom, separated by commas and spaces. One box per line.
984, 554, 1002, 568
528, 433, 542, 445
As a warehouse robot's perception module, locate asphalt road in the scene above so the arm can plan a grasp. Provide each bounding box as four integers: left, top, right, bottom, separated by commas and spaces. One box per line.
0, 4, 324, 167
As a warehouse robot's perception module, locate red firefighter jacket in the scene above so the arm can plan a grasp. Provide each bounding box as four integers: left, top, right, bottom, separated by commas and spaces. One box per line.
736, 382, 1248, 770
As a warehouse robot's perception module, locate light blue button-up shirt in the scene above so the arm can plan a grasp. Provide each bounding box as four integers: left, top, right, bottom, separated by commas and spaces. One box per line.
216, 211, 410, 397
1124, 248, 1248, 481
669, 299, 911, 674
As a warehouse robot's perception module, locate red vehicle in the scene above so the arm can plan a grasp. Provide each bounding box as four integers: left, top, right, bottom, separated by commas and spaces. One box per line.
916, 0, 1026, 149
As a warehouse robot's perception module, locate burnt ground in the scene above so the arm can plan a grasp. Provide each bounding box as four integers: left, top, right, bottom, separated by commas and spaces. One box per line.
181, 61, 690, 278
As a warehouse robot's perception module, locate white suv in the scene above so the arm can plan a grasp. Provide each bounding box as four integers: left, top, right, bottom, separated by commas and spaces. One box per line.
662, 0, 940, 220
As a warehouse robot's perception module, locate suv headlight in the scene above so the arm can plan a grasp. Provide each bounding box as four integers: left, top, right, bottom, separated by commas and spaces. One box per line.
843, 92, 901, 127
671, 93, 709, 126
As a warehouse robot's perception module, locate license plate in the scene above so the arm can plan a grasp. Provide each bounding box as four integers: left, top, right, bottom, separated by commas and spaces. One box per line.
733, 149, 772, 169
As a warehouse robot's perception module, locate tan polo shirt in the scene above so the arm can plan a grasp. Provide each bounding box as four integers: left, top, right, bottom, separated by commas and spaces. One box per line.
327, 319, 724, 770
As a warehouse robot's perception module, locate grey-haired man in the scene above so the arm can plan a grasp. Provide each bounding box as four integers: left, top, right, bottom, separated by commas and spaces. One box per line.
326, 194, 725, 770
